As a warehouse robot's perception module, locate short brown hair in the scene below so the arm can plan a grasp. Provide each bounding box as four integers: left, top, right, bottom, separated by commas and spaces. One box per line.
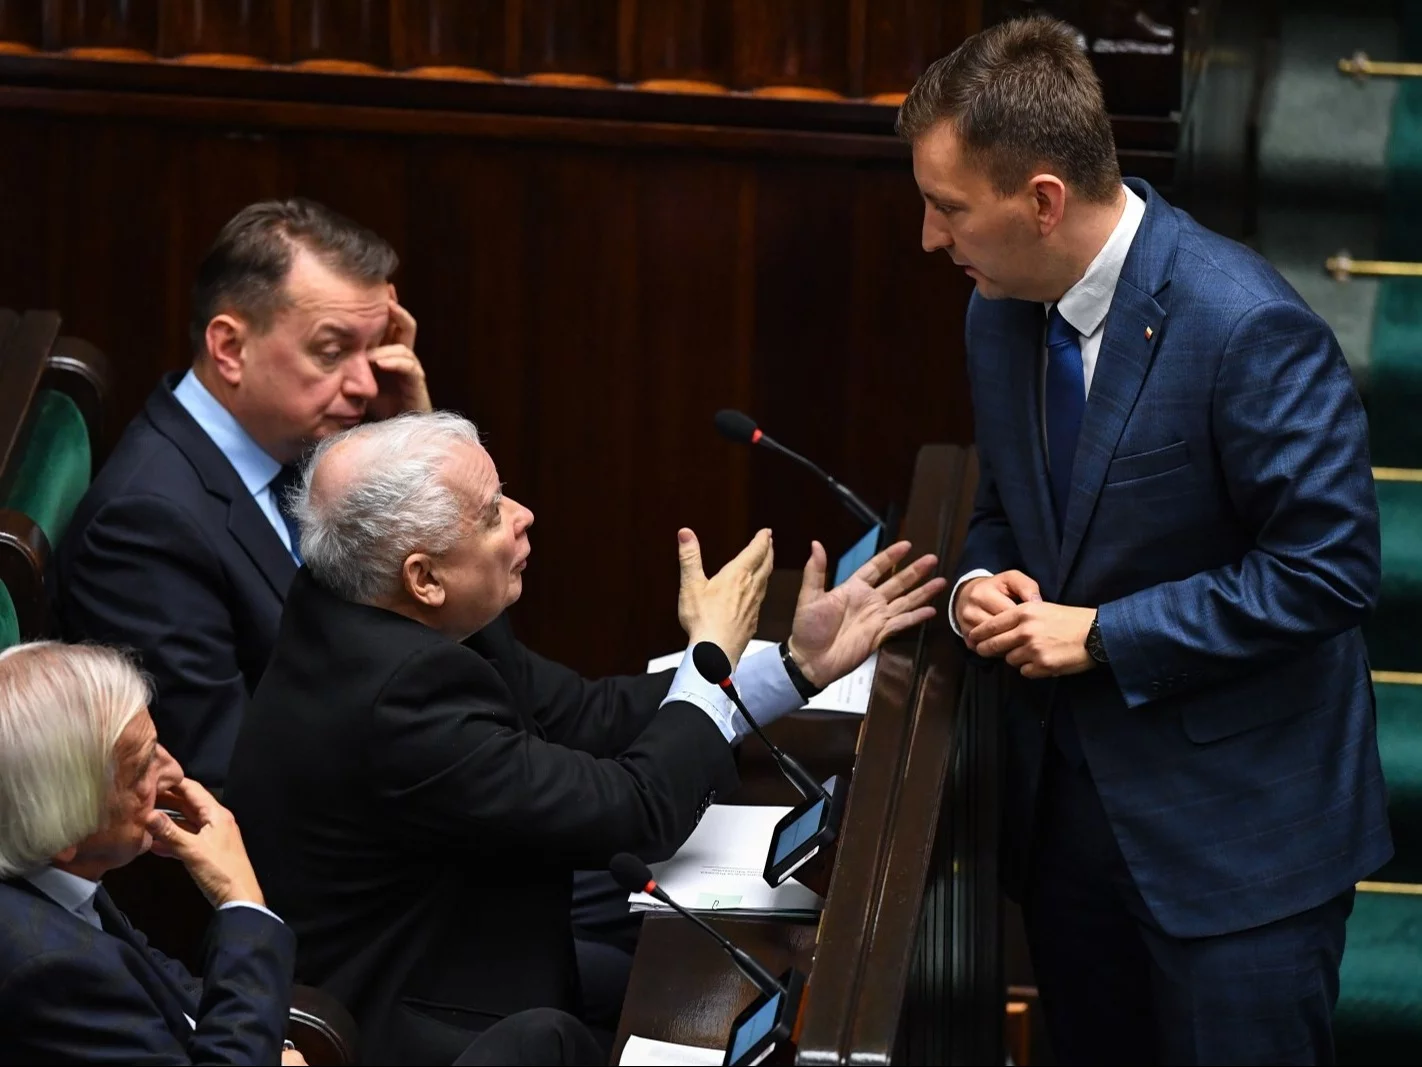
897, 15, 1121, 203
189, 198, 399, 358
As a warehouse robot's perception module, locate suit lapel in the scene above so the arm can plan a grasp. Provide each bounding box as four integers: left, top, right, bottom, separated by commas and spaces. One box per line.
1055, 179, 1177, 591
227, 497, 299, 599
92, 886, 199, 1023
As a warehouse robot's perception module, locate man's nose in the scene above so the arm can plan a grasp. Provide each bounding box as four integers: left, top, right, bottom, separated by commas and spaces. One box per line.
345, 356, 380, 399
155, 746, 184, 791
922, 208, 953, 253
511, 499, 534, 532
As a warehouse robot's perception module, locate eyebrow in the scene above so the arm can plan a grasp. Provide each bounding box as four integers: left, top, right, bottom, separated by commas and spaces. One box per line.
481, 489, 504, 524
132, 740, 157, 785
310, 324, 358, 343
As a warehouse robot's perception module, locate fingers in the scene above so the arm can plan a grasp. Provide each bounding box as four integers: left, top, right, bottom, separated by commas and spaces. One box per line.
997, 569, 1042, 603
887, 575, 949, 618
752, 533, 775, 587
797, 541, 828, 608
386, 293, 417, 345
676, 528, 706, 589
853, 540, 912, 586
145, 810, 192, 860
876, 551, 940, 602
730, 528, 773, 574
164, 778, 220, 827
370, 345, 423, 378
881, 604, 938, 639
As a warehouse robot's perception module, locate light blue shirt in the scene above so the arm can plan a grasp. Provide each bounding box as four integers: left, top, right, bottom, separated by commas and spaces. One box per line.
660, 643, 806, 743
172, 370, 298, 562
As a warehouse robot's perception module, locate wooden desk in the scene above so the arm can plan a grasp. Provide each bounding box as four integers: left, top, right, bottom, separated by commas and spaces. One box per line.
614, 444, 1002, 1065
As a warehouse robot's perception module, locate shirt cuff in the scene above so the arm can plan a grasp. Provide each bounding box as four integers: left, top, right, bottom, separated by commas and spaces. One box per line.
660, 645, 738, 742
217, 900, 283, 924
948, 569, 993, 637
731, 644, 805, 741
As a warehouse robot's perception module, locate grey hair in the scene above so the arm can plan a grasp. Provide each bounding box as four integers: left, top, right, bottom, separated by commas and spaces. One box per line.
0, 642, 151, 878
293, 411, 485, 605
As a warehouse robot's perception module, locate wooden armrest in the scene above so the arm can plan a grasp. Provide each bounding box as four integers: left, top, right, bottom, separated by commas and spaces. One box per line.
287, 985, 359, 1066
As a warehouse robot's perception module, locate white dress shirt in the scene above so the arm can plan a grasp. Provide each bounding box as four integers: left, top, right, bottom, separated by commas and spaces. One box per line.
172, 370, 299, 562
660, 642, 806, 744
950, 184, 1147, 636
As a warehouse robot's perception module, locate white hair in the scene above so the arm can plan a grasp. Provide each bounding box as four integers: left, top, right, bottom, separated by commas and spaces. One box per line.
293, 410, 485, 605
0, 642, 151, 878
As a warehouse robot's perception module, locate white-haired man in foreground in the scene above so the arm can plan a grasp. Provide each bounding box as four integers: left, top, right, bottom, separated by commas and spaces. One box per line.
0, 640, 303, 1065
224, 410, 946, 1065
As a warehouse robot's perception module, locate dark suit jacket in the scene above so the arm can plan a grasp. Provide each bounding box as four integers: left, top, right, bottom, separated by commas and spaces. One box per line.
52, 372, 298, 786
224, 569, 737, 1066
960, 179, 1392, 938
0, 878, 295, 1064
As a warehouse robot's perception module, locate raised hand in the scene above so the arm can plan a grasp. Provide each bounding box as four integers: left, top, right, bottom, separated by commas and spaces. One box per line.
367, 285, 432, 419
788, 540, 947, 688
676, 527, 774, 668
146, 779, 265, 909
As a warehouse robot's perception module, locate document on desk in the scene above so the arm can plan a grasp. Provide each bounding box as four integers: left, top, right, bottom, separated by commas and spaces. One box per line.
620, 1035, 723, 1066
627, 803, 823, 916
647, 639, 877, 716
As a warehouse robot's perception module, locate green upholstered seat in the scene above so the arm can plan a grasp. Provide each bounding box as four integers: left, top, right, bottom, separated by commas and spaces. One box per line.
0, 582, 18, 651
1367, 481, 1422, 673
1336, 888, 1422, 1065
2, 388, 90, 549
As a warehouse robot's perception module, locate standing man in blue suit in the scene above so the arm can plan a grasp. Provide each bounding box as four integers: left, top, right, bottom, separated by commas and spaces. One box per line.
52, 198, 429, 789
900, 17, 1391, 1065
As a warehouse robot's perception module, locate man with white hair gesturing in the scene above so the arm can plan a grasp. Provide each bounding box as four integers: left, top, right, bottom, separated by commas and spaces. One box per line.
0, 641, 302, 1065
224, 410, 946, 1065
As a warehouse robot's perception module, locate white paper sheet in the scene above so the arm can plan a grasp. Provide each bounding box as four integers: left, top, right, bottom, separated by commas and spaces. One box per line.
647, 639, 876, 716
627, 803, 822, 916
620, 1034, 724, 1066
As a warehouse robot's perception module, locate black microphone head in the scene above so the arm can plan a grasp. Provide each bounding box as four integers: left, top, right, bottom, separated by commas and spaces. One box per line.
714, 409, 760, 445
692, 642, 734, 688
609, 852, 655, 895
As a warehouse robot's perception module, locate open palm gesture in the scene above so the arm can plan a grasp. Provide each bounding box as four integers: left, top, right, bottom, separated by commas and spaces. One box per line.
788, 540, 947, 688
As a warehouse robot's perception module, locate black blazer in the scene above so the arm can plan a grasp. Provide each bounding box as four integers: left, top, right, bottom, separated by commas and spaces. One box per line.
52, 373, 298, 787
0, 878, 295, 1064
224, 570, 738, 1066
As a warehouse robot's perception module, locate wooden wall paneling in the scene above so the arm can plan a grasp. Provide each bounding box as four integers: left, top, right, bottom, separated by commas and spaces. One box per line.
0, 0, 41, 53
732, 0, 851, 100
518, 0, 618, 88
0, 114, 53, 313
842, 163, 972, 518
157, 0, 281, 68
747, 158, 865, 562
53, 0, 159, 61
288, 0, 388, 73
389, 0, 503, 82
862, 0, 982, 104
627, 0, 733, 95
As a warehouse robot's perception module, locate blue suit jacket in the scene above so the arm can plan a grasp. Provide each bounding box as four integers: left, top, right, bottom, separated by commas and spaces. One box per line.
959, 179, 1392, 938
0, 879, 295, 1063
52, 372, 298, 787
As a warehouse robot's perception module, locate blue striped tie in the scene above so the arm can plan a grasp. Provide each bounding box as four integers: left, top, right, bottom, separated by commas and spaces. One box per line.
1044, 307, 1085, 538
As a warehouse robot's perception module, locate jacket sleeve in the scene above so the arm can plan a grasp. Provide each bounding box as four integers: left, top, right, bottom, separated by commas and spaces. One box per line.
482, 620, 674, 756
1097, 299, 1381, 708
0, 908, 294, 1065
57, 494, 248, 784
369, 642, 738, 868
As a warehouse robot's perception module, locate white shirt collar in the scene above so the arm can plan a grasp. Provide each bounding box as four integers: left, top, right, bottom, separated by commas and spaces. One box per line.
1048, 183, 1146, 338
23, 866, 101, 921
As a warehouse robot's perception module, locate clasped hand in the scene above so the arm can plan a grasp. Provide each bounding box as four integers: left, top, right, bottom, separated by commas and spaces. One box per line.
956, 570, 1095, 679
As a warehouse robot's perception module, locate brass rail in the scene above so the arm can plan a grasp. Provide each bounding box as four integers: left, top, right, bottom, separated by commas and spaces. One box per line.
1372, 467, 1422, 482
1327, 252, 1422, 281
1338, 51, 1422, 79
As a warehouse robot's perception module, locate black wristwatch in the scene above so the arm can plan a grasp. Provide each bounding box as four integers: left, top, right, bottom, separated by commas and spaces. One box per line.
780, 641, 824, 700
1086, 614, 1109, 665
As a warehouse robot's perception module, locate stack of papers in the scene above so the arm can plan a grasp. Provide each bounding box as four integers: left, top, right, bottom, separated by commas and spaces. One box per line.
647, 639, 877, 716
628, 804, 822, 917
620, 1035, 723, 1066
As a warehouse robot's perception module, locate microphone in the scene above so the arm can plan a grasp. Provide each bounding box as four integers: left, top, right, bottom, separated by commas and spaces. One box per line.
713, 409, 885, 528
609, 852, 785, 999
692, 642, 827, 803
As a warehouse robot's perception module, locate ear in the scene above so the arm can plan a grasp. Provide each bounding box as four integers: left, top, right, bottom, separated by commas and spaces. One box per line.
1029, 174, 1068, 235
51, 845, 78, 864
204, 315, 247, 387
403, 553, 446, 608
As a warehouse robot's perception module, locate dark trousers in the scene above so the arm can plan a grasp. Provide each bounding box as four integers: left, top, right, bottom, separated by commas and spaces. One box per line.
1022, 743, 1355, 1066
452, 1007, 604, 1066
572, 869, 643, 1034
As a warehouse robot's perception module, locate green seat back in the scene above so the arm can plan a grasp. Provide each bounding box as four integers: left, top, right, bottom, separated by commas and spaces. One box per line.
0, 581, 18, 651
1, 388, 90, 548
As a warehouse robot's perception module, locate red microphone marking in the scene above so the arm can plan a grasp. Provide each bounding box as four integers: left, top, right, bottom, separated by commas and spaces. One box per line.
750, 429, 763, 444
644, 878, 658, 894
718, 677, 734, 690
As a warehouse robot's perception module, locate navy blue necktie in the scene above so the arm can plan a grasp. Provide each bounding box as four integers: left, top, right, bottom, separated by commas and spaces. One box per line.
1044, 307, 1086, 538
270, 464, 304, 564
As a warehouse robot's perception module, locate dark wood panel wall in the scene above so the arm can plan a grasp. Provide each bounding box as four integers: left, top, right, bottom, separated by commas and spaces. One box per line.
0, 1, 1200, 677
0, 0, 979, 100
